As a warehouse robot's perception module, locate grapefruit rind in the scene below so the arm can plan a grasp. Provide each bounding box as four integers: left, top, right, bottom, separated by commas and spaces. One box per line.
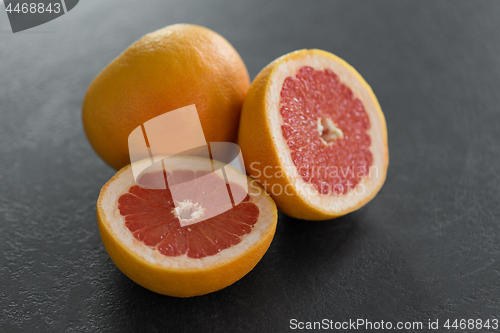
97, 156, 277, 297
238, 49, 388, 220
83, 24, 250, 170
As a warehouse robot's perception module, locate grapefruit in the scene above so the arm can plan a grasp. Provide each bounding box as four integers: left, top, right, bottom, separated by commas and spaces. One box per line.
238, 49, 388, 220
83, 24, 250, 170
97, 156, 277, 297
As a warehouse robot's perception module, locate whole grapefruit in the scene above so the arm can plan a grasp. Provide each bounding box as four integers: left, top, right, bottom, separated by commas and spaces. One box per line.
83, 24, 250, 170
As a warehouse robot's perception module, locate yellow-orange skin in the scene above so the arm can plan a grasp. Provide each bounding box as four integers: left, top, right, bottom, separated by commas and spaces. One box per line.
238, 49, 389, 220
83, 24, 250, 170
97, 165, 277, 297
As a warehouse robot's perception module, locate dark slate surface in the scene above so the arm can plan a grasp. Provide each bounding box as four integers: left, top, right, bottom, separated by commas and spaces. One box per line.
1, 0, 500, 332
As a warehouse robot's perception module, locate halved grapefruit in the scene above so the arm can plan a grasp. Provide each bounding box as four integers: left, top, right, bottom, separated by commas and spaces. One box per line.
97, 156, 277, 297
238, 49, 388, 220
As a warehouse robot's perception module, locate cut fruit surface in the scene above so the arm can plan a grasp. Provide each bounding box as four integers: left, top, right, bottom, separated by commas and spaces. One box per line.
238, 49, 388, 220
281, 66, 374, 195
118, 171, 258, 258
97, 156, 277, 297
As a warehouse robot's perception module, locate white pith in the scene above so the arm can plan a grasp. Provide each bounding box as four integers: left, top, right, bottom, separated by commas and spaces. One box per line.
266, 52, 387, 214
173, 200, 204, 222
317, 116, 344, 145
98, 156, 276, 270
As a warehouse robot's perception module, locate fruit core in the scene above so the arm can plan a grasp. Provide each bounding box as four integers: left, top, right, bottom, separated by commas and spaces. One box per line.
317, 116, 344, 144
117, 170, 259, 258
280, 66, 373, 195
173, 200, 204, 222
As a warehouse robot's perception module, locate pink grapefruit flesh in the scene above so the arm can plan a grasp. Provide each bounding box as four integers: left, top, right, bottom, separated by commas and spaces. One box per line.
118, 170, 259, 259
280, 66, 373, 195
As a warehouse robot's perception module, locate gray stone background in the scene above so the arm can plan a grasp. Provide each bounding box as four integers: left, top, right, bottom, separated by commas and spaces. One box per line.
1, 0, 500, 332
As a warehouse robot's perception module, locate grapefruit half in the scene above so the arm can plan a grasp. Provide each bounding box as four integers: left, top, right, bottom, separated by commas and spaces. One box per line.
238, 49, 388, 220
97, 156, 277, 297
